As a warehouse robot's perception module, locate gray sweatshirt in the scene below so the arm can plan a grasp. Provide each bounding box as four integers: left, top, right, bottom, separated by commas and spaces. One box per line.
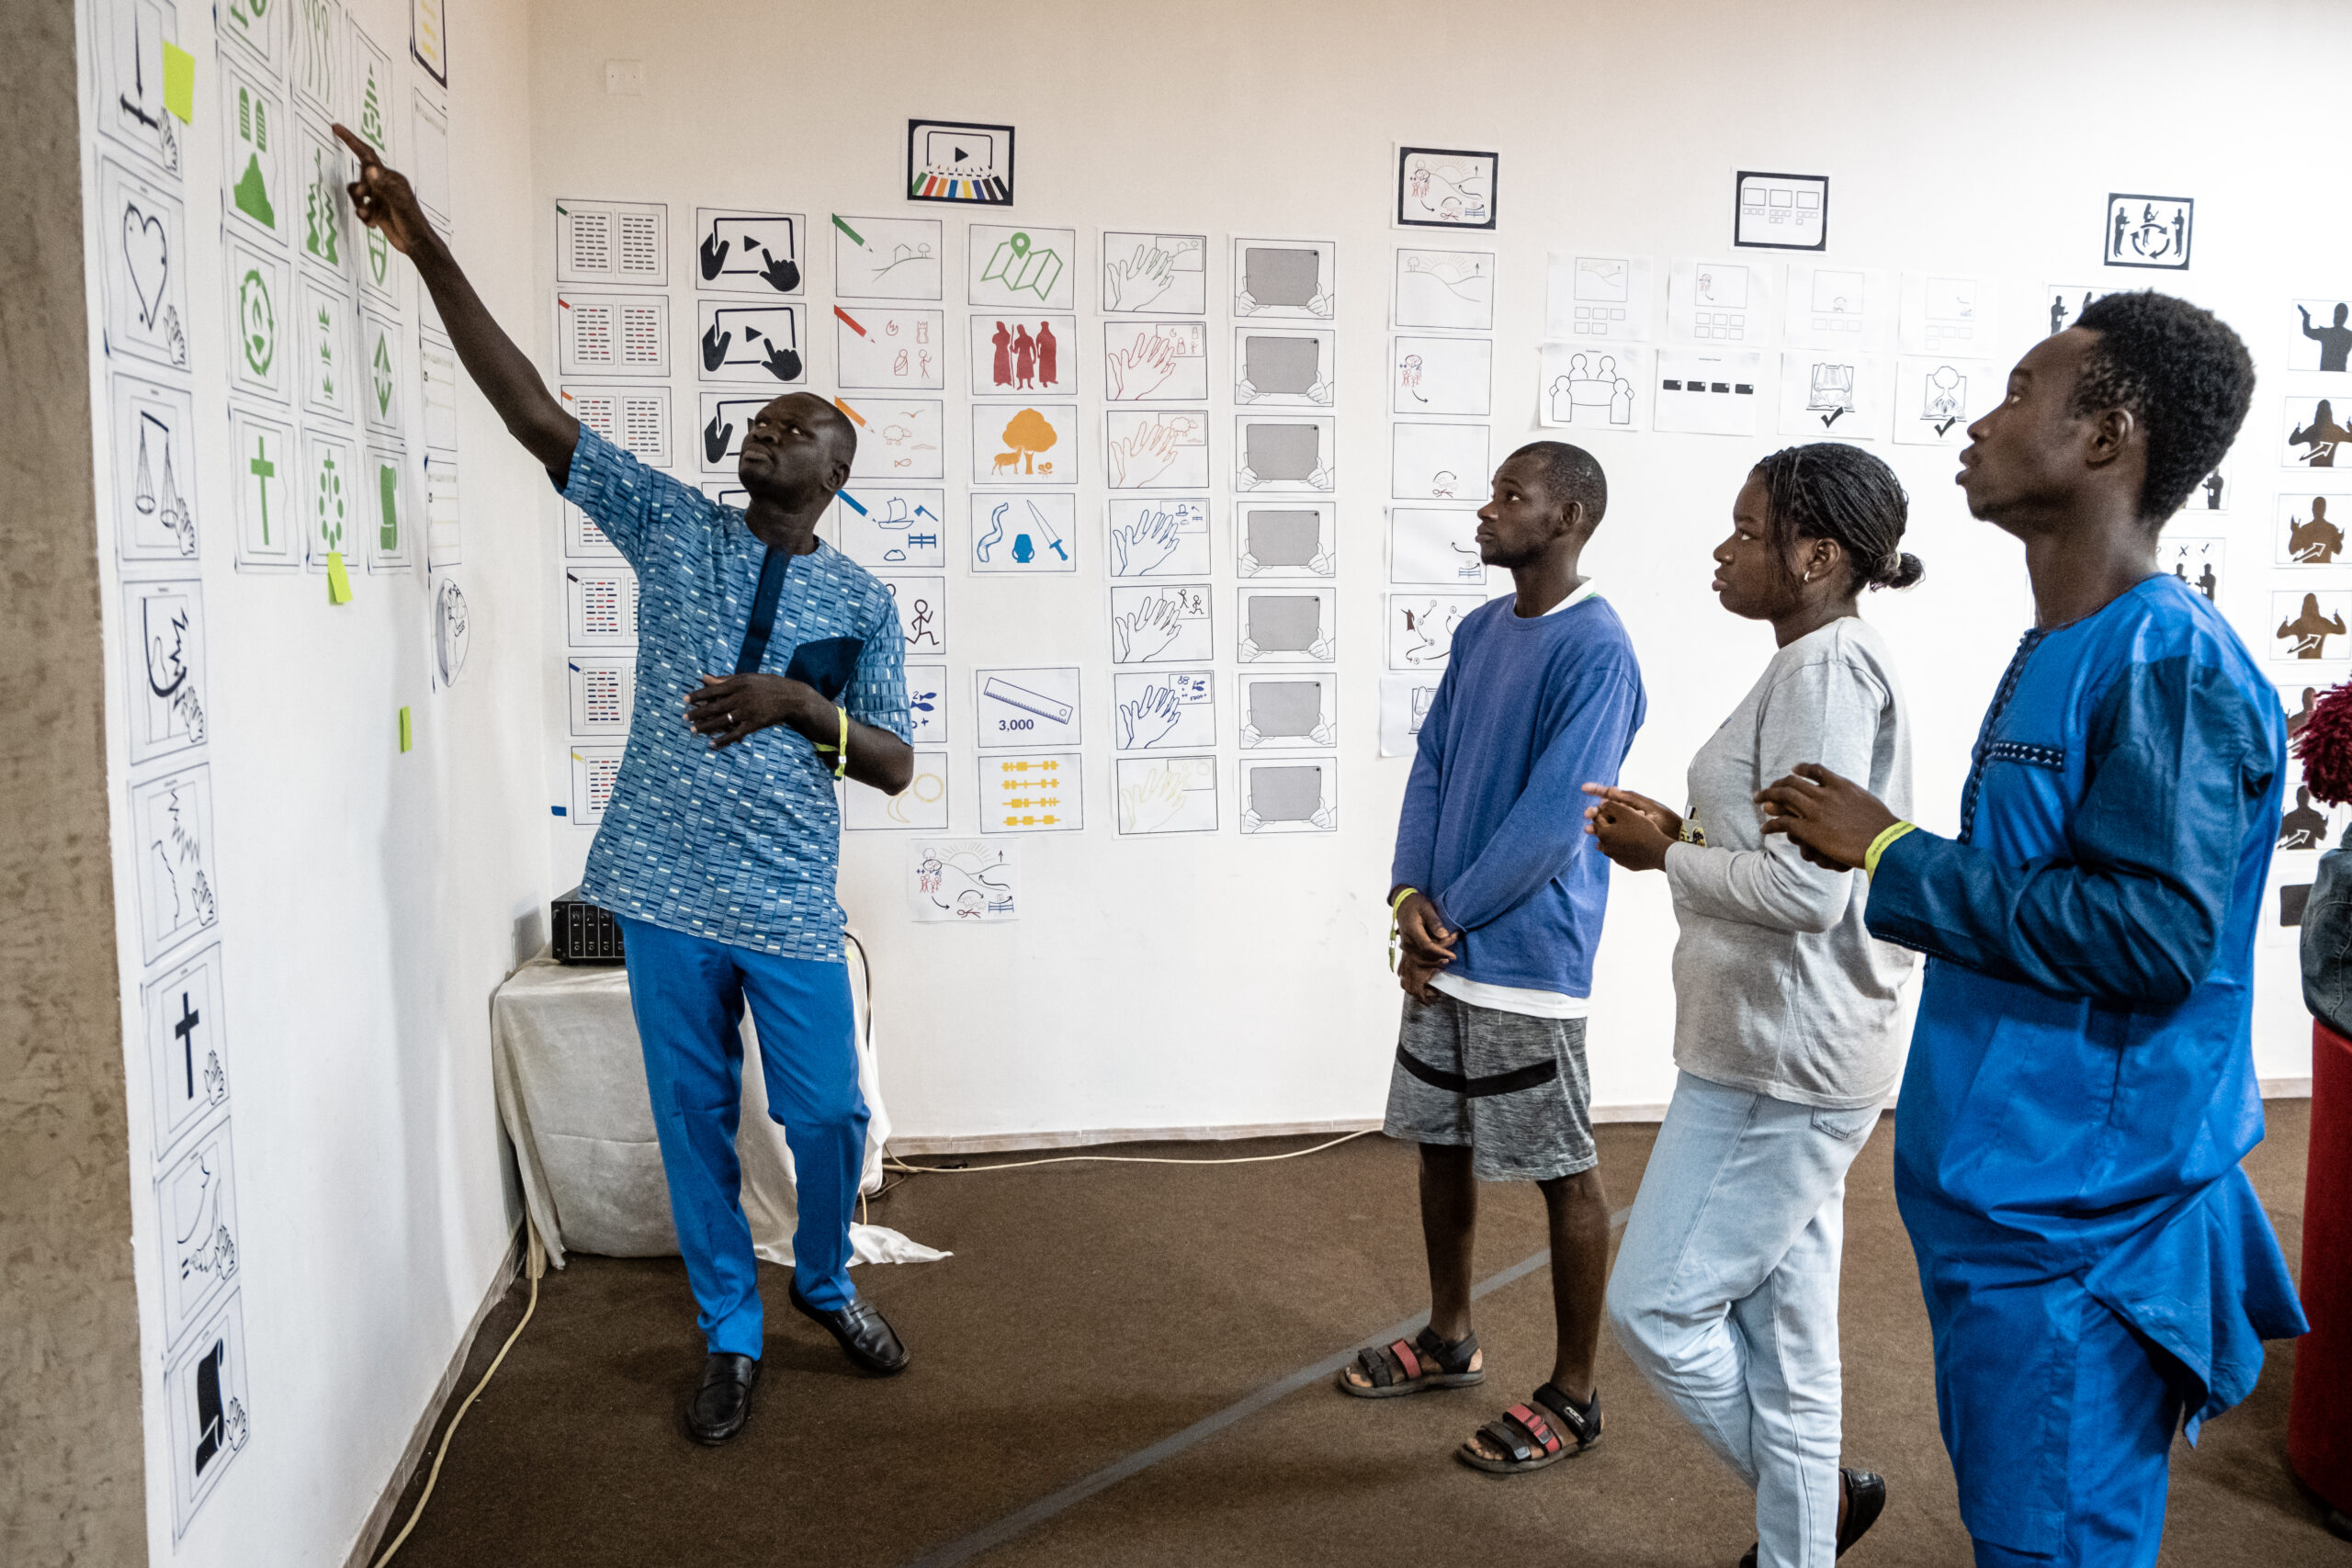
1660, 616, 1917, 1110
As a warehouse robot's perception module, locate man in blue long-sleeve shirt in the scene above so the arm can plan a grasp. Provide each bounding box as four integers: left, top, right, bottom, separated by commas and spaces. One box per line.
1338, 442, 1647, 1480
1758, 292, 2306, 1566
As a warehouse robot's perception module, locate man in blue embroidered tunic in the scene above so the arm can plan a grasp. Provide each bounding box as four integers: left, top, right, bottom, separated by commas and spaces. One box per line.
339, 127, 918, 1446
1754, 291, 2307, 1565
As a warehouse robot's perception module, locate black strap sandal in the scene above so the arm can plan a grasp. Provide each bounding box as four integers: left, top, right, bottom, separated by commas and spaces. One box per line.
1336, 1325, 1482, 1398
1457, 1382, 1601, 1474
1736, 1466, 1887, 1564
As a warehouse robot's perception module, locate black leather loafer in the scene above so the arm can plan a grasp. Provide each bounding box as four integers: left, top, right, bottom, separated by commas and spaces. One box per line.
1736, 1467, 1887, 1565
686, 1352, 760, 1445
788, 1278, 910, 1374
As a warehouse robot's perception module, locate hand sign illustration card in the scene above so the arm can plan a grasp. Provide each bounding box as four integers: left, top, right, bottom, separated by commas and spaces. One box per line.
695, 209, 804, 295
1102, 321, 1209, 402
1110, 582, 1214, 665
1105, 498, 1212, 578
697, 301, 807, 385
1102, 231, 1208, 315
1112, 670, 1217, 750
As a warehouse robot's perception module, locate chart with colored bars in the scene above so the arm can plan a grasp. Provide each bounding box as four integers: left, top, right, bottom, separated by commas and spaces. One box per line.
907, 119, 1014, 206
986, 753, 1081, 831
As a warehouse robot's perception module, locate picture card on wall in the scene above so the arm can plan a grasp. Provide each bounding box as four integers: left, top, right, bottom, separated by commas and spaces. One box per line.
1106, 410, 1210, 490
2103, 194, 2192, 271
300, 276, 353, 419
1394, 335, 1492, 416
1667, 258, 1774, 344
362, 310, 403, 434
1236, 502, 1336, 579
832, 484, 945, 568
973, 403, 1077, 484
2279, 492, 2350, 566
561, 384, 671, 466
905, 663, 947, 745
96, 0, 182, 174
1387, 593, 1485, 671
231, 408, 299, 570
131, 765, 220, 965
1733, 171, 1828, 252
1238, 586, 1337, 663
2275, 590, 2352, 662
910, 840, 1016, 921
565, 565, 639, 647
831, 213, 942, 300
412, 0, 448, 85
1116, 755, 1219, 836
142, 943, 230, 1162
1113, 670, 1217, 751
556, 199, 666, 286
1546, 254, 1650, 341
361, 446, 410, 571
835, 304, 943, 389
569, 744, 622, 826
1238, 672, 1338, 749
1234, 327, 1335, 406
122, 579, 209, 764
154, 1122, 242, 1350
698, 393, 767, 471
350, 22, 398, 161
1106, 497, 1212, 578
1893, 356, 1999, 446
420, 328, 459, 451
409, 93, 452, 229
1396, 147, 1497, 230
1540, 344, 1648, 432
558, 290, 668, 378
226, 241, 290, 404
302, 427, 356, 568
2188, 454, 2233, 514
976, 667, 1081, 748
1776, 353, 1888, 440
1899, 273, 2002, 356
981, 752, 1082, 833
111, 374, 199, 561
1390, 506, 1486, 587
697, 301, 806, 385
1103, 231, 1208, 314
566, 657, 635, 736
1237, 415, 1335, 492
290, 0, 342, 118
909, 118, 1015, 205
972, 494, 1079, 572
1655, 350, 1764, 436
99, 159, 190, 371
969, 223, 1077, 310
1111, 582, 1214, 665
1240, 757, 1337, 834
1396, 248, 1496, 332
221, 60, 288, 246
839, 398, 944, 479
695, 209, 804, 294
1379, 674, 1442, 758
1781, 265, 1893, 353
424, 457, 461, 570
2165, 536, 2225, 604
1103, 320, 1209, 402
2289, 297, 2352, 374
876, 574, 946, 655
973, 313, 1075, 396
845, 750, 950, 831
1235, 238, 1335, 320
164, 1292, 250, 1540
1390, 422, 1488, 498
2044, 283, 2122, 338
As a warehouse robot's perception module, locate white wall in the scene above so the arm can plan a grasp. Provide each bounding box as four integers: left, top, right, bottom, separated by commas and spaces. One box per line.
527, 0, 2342, 1148
78, 0, 548, 1560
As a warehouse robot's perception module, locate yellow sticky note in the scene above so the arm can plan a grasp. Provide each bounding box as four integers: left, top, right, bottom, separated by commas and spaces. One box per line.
163, 42, 194, 124
326, 551, 354, 603
399, 707, 413, 752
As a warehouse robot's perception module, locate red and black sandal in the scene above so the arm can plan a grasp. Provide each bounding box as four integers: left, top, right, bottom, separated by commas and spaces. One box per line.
1336, 1326, 1483, 1398
1457, 1383, 1601, 1474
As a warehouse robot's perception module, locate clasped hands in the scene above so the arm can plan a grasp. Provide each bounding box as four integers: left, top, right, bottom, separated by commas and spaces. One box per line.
1393, 891, 1455, 1003
1581, 764, 1897, 874
684, 672, 832, 752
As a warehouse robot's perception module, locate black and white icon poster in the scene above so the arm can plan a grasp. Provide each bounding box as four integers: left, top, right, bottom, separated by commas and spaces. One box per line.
695, 209, 804, 295
2043, 283, 2121, 337
2103, 194, 2192, 270
2285, 396, 2352, 469
101, 158, 190, 372
1396, 147, 1498, 231
111, 373, 199, 560
96, 0, 182, 175
2163, 535, 2224, 604
164, 1292, 252, 1539
695, 300, 806, 385
156, 1122, 242, 1349
1733, 171, 1827, 251
143, 943, 230, 1160
908, 118, 1015, 205
122, 579, 209, 763
132, 764, 220, 964
2290, 297, 2352, 374
2186, 453, 2233, 513
2278, 491, 2348, 566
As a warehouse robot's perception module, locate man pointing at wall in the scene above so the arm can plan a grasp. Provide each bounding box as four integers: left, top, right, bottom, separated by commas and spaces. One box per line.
334, 126, 918, 1445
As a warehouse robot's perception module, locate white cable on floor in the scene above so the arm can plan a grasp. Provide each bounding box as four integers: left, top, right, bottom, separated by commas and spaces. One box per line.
370, 1219, 547, 1568
883, 1126, 1375, 1175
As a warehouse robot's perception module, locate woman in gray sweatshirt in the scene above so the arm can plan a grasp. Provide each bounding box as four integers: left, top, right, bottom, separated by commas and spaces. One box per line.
1582, 444, 1919, 1568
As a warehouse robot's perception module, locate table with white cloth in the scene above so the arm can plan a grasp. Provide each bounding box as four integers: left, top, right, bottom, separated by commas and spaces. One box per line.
490, 939, 944, 1272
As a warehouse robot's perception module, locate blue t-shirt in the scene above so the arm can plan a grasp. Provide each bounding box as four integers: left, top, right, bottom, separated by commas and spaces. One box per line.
1390, 591, 1647, 996
558, 427, 910, 960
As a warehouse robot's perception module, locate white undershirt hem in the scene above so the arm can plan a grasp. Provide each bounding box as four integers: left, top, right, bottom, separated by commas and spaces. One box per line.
1428, 971, 1591, 1020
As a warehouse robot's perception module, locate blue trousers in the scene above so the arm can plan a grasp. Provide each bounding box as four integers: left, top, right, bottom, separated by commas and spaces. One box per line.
618, 916, 867, 1357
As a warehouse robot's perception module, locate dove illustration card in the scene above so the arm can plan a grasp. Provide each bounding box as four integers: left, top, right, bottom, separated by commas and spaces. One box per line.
694, 209, 805, 295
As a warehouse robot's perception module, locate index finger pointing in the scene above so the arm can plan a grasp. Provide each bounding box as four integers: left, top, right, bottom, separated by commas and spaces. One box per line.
331, 122, 383, 169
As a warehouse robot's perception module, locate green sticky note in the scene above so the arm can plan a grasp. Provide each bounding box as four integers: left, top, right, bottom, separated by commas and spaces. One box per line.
163, 42, 195, 125
399, 706, 413, 752
326, 551, 354, 603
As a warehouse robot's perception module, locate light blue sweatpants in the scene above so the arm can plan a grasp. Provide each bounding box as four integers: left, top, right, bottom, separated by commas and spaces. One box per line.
1606, 1070, 1879, 1568
618, 915, 866, 1358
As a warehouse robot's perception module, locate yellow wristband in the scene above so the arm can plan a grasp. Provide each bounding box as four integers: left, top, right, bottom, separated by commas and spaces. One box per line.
1390, 886, 1419, 915
833, 705, 849, 778
1387, 887, 1419, 974
1863, 821, 1917, 878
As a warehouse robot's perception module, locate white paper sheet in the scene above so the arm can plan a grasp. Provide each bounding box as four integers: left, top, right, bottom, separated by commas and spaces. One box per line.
1115, 755, 1219, 835
1395, 248, 1495, 331
1389, 422, 1487, 499
1379, 674, 1442, 758
1102, 320, 1209, 402
1654, 350, 1764, 436
1393, 335, 1492, 415
1545, 253, 1651, 342
1893, 355, 1998, 446
910, 841, 1018, 921
1238, 672, 1338, 749
1102, 231, 1208, 314
1539, 343, 1647, 432
1389, 506, 1485, 587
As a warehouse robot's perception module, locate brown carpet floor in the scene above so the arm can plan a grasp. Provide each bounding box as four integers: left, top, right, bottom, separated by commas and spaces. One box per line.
373, 1103, 2340, 1567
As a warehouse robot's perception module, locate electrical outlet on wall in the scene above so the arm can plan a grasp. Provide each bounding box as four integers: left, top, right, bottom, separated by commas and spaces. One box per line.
605, 61, 645, 96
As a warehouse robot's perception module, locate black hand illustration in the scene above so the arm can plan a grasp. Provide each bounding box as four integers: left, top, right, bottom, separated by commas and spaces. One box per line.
758, 249, 800, 293
698, 231, 729, 281
761, 341, 803, 381
704, 413, 733, 465
701, 321, 732, 371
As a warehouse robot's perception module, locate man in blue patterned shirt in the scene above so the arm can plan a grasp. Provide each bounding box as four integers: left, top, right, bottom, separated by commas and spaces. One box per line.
342, 127, 916, 1445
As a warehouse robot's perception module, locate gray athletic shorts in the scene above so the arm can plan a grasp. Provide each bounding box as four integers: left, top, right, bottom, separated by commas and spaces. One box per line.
1383, 991, 1596, 1182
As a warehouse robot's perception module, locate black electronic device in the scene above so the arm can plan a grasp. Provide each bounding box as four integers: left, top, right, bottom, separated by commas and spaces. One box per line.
551, 887, 625, 964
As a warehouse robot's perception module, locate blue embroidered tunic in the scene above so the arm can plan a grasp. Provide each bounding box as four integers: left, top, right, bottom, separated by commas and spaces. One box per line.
1865, 574, 2307, 1551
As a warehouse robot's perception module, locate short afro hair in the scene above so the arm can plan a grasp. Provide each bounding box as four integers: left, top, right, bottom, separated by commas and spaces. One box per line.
2071, 291, 2254, 525
1507, 440, 1607, 528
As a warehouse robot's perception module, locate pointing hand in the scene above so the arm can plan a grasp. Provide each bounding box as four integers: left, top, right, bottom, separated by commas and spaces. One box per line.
701, 321, 733, 372
761, 340, 802, 382
758, 250, 801, 293
333, 123, 430, 256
